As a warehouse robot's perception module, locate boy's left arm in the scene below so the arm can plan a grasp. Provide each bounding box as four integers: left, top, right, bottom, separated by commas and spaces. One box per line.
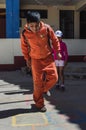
49, 27, 62, 59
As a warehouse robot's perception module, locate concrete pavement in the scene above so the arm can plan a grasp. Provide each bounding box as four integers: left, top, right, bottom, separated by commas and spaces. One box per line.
0, 63, 86, 130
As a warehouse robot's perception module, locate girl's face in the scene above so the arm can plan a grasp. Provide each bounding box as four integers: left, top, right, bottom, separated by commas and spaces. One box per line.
57, 37, 62, 41
27, 22, 40, 33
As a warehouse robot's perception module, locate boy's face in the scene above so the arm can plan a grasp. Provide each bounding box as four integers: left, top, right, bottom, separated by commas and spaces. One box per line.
27, 22, 40, 33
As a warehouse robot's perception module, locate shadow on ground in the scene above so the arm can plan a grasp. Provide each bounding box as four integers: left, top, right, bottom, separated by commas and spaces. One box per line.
0, 104, 41, 119
45, 80, 86, 130
0, 70, 86, 130
0, 71, 33, 95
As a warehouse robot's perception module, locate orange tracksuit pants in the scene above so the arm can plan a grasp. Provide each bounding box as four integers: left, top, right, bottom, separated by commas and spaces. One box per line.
31, 54, 58, 108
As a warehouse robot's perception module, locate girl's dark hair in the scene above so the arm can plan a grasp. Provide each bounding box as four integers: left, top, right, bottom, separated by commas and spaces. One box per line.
26, 11, 40, 23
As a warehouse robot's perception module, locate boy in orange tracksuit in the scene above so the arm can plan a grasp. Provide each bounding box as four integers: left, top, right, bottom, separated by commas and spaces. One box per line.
21, 11, 61, 112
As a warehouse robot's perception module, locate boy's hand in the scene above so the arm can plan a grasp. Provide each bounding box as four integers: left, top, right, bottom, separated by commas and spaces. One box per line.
57, 53, 62, 60
26, 60, 31, 68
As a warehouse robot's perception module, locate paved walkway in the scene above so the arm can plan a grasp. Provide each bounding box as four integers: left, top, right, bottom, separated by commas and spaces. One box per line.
0, 64, 86, 130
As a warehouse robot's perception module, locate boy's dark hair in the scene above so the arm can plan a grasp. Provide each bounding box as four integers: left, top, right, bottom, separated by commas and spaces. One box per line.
26, 11, 40, 23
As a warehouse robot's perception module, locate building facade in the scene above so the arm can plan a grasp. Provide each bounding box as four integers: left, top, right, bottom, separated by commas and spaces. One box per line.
0, 0, 86, 70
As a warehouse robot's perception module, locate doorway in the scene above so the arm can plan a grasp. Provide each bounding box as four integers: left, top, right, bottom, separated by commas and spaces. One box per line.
0, 9, 6, 38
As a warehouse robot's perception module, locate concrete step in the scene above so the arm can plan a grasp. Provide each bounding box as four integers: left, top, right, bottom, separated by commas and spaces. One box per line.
21, 62, 86, 79
64, 62, 86, 79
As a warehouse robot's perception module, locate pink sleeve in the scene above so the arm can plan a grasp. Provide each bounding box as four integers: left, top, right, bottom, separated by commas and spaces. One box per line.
64, 43, 68, 61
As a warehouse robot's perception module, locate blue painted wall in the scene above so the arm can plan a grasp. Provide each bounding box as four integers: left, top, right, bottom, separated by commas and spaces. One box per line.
6, 0, 20, 38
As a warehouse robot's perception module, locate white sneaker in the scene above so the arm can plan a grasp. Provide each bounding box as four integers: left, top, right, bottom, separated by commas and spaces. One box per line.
46, 91, 51, 96
60, 84, 65, 92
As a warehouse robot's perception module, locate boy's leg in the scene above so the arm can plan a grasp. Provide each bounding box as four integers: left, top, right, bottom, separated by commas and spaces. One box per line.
43, 61, 58, 92
31, 55, 58, 109
31, 59, 45, 109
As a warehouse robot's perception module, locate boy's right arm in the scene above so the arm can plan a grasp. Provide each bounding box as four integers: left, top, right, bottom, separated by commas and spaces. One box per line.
21, 34, 31, 68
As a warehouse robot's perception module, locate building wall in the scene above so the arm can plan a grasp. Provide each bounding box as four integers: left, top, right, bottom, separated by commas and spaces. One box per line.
0, 2, 85, 39
0, 39, 22, 64
74, 11, 80, 38
0, 4, 5, 8
20, 5, 79, 36
0, 3, 86, 70
0, 39, 85, 67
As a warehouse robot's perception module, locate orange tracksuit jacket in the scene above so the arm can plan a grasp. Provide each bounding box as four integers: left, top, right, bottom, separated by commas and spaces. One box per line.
21, 21, 60, 108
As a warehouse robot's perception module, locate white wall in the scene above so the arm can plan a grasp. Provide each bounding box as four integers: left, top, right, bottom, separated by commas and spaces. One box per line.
0, 39, 86, 64
0, 39, 14, 64
0, 39, 22, 64
64, 39, 86, 55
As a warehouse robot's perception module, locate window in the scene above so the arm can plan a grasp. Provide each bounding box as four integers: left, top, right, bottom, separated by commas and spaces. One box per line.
80, 11, 86, 39
60, 10, 74, 38
20, 9, 48, 19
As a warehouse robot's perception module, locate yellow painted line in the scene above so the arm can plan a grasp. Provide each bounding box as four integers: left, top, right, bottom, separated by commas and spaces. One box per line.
12, 113, 49, 127
12, 116, 16, 127
42, 113, 49, 124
